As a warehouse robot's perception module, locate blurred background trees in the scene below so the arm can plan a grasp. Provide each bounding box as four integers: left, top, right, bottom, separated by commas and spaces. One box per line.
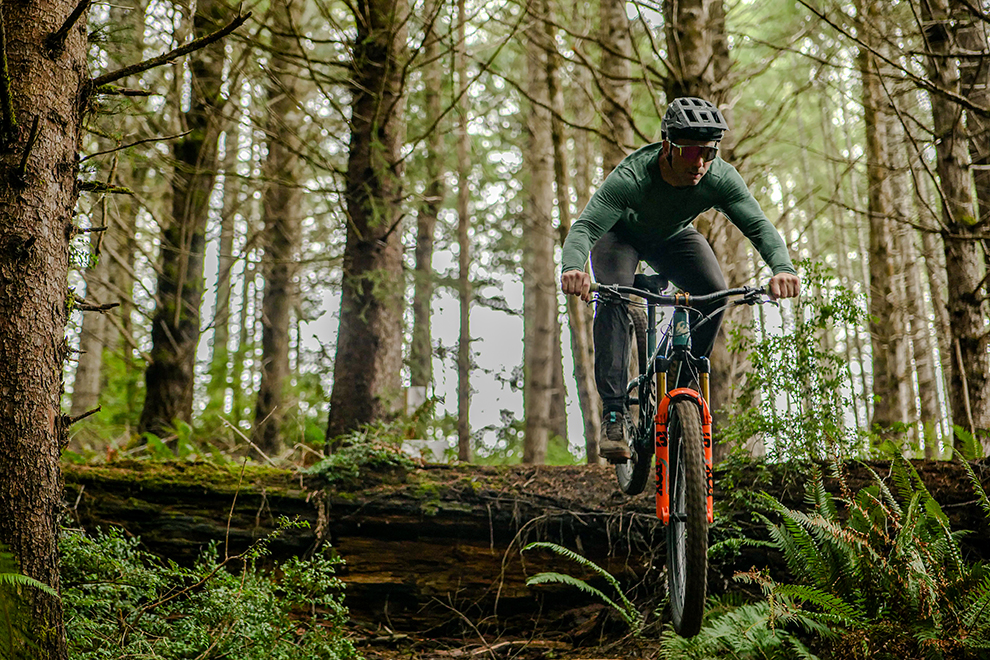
65, 0, 990, 465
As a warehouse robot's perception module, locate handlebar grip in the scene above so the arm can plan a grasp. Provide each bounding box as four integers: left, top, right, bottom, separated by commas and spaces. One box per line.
589, 282, 600, 293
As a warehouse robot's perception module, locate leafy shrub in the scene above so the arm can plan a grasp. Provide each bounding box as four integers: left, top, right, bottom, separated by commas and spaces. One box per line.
61, 523, 358, 660
721, 262, 869, 460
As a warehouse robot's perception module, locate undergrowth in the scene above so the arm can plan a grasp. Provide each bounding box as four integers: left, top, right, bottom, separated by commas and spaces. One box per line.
61, 520, 358, 660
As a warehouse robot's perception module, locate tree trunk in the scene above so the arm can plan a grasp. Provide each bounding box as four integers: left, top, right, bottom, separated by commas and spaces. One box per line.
139, 0, 227, 439
521, 0, 559, 464
857, 0, 903, 434
598, 0, 633, 171
455, 0, 472, 462
952, 0, 990, 229
887, 117, 921, 445
206, 123, 241, 418
326, 0, 408, 441
0, 0, 89, 656
253, 0, 306, 456
921, 0, 990, 440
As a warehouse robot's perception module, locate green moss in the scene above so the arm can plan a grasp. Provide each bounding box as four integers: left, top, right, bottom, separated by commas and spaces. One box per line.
63, 460, 300, 497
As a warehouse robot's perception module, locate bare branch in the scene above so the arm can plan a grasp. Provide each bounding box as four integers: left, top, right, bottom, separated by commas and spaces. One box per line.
75, 300, 120, 313
91, 12, 252, 89
45, 0, 91, 56
64, 405, 101, 427
80, 130, 191, 163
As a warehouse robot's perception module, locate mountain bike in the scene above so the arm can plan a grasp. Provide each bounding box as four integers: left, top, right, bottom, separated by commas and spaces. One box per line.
590, 276, 772, 637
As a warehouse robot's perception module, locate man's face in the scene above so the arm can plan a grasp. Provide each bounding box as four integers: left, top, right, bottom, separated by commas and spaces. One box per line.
663, 138, 719, 187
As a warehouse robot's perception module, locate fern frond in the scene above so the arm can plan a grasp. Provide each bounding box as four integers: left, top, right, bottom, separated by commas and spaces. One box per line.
774, 583, 865, 625
957, 454, 990, 522
526, 572, 640, 629
0, 571, 57, 597
522, 542, 642, 631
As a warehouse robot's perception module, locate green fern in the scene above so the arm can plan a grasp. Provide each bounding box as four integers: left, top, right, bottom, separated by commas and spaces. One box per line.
522, 541, 643, 633
1, 547, 57, 660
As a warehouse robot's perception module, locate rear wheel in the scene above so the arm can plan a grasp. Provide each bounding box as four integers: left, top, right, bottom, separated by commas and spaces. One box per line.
666, 398, 708, 637
615, 307, 652, 495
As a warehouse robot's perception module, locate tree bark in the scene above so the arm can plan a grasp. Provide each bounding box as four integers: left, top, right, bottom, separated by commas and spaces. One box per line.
326, 0, 408, 441
139, 0, 227, 439
253, 0, 306, 456
521, 0, 559, 464
0, 0, 89, 656
921, 0, 990, 440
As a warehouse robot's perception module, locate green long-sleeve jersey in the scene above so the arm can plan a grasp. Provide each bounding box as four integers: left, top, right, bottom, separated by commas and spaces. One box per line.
561, 142, 797, 276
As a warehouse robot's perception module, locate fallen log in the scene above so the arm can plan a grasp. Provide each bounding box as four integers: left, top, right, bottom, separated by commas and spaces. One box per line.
62, 456, 990, 634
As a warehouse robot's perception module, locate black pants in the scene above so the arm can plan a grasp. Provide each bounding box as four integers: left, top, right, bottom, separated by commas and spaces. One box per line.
591, 227, 727, 411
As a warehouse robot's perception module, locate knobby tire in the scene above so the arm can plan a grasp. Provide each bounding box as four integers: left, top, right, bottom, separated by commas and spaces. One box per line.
666, 398, 707, 637
615, 306, 651, 495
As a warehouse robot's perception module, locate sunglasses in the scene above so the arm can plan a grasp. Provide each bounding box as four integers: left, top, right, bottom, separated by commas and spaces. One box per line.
668, 141, 719, 162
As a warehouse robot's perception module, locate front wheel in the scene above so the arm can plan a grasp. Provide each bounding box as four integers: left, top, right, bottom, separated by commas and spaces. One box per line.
666, 398, 708, 637
615, 307, 652, 495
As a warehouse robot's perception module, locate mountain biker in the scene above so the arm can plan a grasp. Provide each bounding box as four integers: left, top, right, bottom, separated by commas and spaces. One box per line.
560, 97, 801, 461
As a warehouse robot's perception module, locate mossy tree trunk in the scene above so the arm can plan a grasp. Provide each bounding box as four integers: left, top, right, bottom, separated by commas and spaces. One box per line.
0, 1, 89, 657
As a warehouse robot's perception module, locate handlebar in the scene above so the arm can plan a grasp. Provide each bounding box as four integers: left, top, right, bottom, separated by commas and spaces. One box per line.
590, 282, 771, 307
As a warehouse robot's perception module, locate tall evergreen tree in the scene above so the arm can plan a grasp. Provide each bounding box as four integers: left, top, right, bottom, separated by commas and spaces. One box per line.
327, 0, 408, 441
0, 1, 90, 656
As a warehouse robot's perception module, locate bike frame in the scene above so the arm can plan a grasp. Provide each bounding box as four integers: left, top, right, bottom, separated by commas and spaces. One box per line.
596, 283, 769, 524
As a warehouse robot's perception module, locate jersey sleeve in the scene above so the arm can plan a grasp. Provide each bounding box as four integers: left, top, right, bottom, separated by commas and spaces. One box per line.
561, 168, 637, 274
715, 166, 797, 276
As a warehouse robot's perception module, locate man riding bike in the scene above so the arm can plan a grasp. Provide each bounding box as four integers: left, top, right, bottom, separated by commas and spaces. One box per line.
560, 97, 801, 461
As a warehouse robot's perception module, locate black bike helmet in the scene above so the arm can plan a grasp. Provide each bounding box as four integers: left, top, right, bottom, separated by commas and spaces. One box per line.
661, 97, 728, 142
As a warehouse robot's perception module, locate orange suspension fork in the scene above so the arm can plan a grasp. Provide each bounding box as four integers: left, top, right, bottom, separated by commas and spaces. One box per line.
655, 387, 714, 524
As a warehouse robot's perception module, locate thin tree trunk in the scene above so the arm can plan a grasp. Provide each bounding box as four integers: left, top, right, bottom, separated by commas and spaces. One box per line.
570, 28, 602, 462
547, 12, 600, 464
0, 1, 89, 656
921, 0, 990, 441
521, 0, 558, 464
327, 0, 408, 441
887, 116, 920, 445
411, 0, 445, 427
253, 0, 306, 455
139, 0, 227, 439
455, 0, 472, 461
71, 0, 147, 424
207, 125, 241, 417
